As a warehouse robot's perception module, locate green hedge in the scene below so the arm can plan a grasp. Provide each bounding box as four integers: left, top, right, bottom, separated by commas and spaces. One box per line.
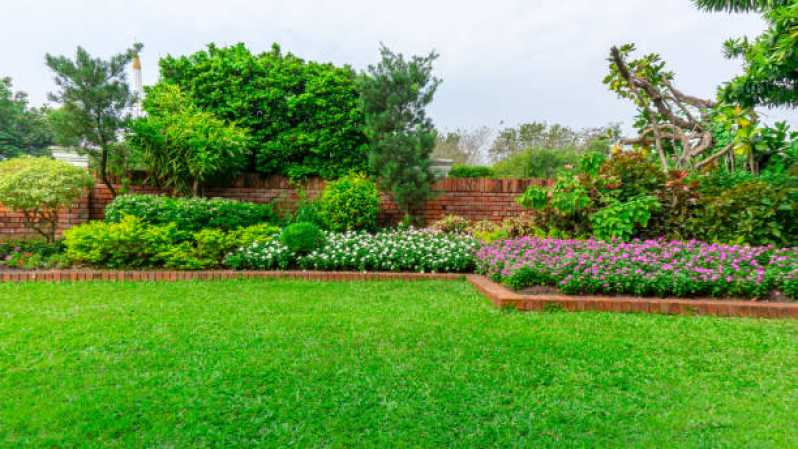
104, 194, 277, 232
448, 164, 495, 178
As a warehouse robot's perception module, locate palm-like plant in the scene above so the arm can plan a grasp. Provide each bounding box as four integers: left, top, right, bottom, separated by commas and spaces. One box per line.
693, 0, 791, 12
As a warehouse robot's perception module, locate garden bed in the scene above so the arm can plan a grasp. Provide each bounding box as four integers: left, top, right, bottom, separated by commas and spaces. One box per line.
468, 275, 798, 319
477, 237, 798, 300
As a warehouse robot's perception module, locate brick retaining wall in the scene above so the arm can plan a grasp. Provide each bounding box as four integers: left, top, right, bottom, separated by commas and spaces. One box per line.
0, 175, 549, 238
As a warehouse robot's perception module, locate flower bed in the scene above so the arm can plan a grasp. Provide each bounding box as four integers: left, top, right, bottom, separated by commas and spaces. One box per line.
476, 237, 798, 300
225, 229, 479, 273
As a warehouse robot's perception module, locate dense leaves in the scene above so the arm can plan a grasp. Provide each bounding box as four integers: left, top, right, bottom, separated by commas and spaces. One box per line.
45, 43, 142, 196
0, 157, 93, 242
359, 45, 440, 222
104, 194, 276, 232
0, 78, 53, 159
158, 43, 368, 179
448, 164, 495, 178
318, 173, 380, 231
719, 3, 798, 108
129, 83, 249, 195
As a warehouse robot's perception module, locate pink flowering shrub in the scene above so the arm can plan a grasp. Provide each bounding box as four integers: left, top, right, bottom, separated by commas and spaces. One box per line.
476, 237, 798, 300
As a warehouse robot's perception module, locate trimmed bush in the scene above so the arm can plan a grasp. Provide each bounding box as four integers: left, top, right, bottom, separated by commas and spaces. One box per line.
63, 216, 181, 268
430, 214, 470, 234
0, 157, 93, 242
448, 164, 495, 178
280, 222, 324, 255
104, 194, 276, 232
318, 174, 380, 231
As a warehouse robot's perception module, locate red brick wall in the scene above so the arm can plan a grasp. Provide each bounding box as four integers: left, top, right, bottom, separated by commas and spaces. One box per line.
0, 175, 549, 239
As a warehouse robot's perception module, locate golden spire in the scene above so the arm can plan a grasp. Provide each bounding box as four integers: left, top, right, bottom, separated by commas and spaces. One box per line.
132, 54, 141, 70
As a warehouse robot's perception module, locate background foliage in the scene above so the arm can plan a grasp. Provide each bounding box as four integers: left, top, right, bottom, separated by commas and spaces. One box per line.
158, 43, 368, 180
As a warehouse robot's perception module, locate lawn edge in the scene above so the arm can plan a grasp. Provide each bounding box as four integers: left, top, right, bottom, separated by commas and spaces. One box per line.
0, 269, 463, 283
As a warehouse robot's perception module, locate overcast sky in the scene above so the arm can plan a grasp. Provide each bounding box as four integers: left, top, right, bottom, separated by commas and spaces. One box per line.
3, 0, 793, 133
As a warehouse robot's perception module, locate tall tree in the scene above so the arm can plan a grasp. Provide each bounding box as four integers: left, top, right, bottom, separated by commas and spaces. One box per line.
45, 43, 142, 196
694, 0, 798, 108
358, 44, 441, 223
0, 77, 53, 159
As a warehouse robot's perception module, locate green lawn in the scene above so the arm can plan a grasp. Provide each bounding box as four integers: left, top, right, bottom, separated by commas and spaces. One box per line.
1, 280, 797, 448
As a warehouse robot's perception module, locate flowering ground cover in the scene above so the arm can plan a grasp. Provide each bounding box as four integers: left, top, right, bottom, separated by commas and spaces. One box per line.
225, 229, 479, 273
477, 237, 798, 300
2, 280, 798, 448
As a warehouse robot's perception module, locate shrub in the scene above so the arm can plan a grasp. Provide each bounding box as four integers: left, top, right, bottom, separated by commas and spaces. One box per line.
318, 173, 380, 231
105, 194, 276, 232
688, 179, 798, 246
466, 220, 509, 243
280, 222, 324, 255
431, 215, 470, 234
223, 239, 292, 270
590, 195, 661, 241
232, 223, 281, 248
598, 150, 665, 202
159, 228, 239, 270
493, 148, 581, 179
129, 83, 250, 196
0, 239, 65, 269
500, 214, 540, 238
63, 216, 180, 268
0, 157, 93, 242
448, 165, 494, 178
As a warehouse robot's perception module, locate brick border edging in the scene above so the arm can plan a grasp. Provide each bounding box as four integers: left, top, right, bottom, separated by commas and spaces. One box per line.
0, 270, 464, 283
4, 270, 797, 319
466, 275, 798, 319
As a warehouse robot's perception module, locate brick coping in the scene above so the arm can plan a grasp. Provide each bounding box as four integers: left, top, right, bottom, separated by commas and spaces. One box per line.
2, 269, 796, 319
0, 269, 463, 282
466, 275, 798, 319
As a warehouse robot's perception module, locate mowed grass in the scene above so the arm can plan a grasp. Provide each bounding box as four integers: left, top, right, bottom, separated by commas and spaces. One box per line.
1, 280, 797, 449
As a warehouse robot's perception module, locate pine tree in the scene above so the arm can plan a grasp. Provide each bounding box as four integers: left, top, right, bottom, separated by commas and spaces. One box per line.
358, 45, 441, 224
46, 43, 142, 196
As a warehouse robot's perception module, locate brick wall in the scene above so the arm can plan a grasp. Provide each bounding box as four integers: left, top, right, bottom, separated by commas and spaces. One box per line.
0, 175, 549, 239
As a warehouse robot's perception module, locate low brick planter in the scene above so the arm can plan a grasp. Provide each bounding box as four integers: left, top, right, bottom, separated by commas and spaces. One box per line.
4, 270, 797, 319
467, 275, 798, 319
0, 270, 463, 283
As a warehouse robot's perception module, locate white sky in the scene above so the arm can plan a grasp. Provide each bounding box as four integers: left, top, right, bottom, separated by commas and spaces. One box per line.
3, 0, 794, 132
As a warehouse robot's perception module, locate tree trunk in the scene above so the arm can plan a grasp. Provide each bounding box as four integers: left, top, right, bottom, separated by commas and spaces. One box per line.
100, 146, 117, 198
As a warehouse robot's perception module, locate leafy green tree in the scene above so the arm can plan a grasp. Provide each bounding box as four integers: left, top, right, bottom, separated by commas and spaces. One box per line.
158, 43, 368, 179
695, 0, 798, 108
693, 0, 789, 12
0, 78, 53, 158
45, 43, 142, 196
358, 45, 441, 223
128, 83, 249, 196
0, 157, 93, 242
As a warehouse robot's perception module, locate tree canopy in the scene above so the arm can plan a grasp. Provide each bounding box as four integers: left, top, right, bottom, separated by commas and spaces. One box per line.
46, 43, 142, 196
693, 0, 790, 12
0, 78, 53, 159
158, 43, 368, 179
